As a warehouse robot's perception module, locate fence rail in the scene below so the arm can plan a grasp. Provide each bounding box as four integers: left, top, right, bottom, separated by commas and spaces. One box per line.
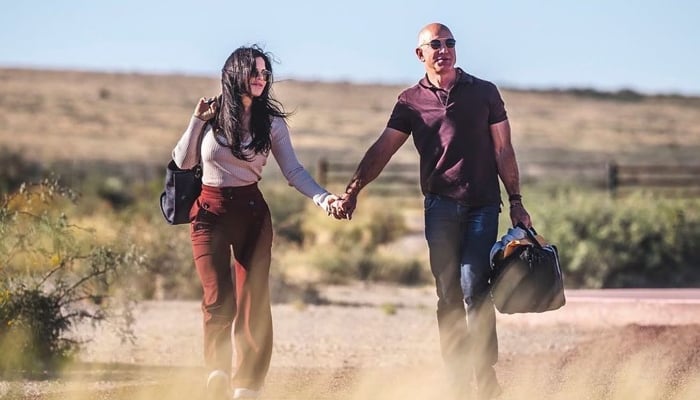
316, 159, 421, 195
607, 163, 700, 194
316, 158, 700, 196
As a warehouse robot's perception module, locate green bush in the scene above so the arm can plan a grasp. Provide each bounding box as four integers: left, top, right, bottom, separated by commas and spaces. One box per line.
296, 197, 418, 283
303, 246, 426, 284
0, 179, 144, 374
0, 284, 73, 373
525, 189, 700, 288
0, 150, 44, 195
262, 183, 308, 245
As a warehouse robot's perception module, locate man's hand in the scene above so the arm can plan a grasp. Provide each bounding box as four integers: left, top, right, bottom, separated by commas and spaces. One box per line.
510, 203, 532, 228
194, 97, 218, 121
331, 192, 358, 220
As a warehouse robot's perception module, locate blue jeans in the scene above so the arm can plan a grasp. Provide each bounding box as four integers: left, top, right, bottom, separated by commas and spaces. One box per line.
424, 194, 500, 384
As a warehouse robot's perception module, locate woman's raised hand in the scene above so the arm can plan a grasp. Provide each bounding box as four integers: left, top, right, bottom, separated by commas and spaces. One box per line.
193, 97, 218, 121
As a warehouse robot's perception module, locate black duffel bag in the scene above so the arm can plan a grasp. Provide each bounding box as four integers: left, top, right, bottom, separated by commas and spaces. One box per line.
490, 225, 566, 314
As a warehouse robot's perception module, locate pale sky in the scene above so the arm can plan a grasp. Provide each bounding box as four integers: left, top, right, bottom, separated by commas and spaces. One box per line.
1, 0, 699, 95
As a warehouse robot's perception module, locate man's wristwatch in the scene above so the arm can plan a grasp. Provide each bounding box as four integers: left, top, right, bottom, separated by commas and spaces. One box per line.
508, 193, 523, 209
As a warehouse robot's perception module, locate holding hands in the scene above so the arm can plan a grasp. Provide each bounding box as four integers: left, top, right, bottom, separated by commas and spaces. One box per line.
329, 192, 357, 220
314, 192, 340, 215
313, 192, 357, 220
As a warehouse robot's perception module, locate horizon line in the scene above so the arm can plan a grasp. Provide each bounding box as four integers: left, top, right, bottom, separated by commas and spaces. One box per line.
2, 63, 699, 99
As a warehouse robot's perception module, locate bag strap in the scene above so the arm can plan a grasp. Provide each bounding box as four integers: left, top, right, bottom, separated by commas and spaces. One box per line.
194, 97, 218, 169
196, 122, 207, 165
516, 222, 544, 249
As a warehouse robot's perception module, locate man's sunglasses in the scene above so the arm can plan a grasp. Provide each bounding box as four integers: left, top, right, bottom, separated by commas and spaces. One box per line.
421, 38, 456, 50
252, 69, 272, 81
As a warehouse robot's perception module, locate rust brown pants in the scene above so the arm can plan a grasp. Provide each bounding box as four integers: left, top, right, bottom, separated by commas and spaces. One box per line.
189, 183, 273, 390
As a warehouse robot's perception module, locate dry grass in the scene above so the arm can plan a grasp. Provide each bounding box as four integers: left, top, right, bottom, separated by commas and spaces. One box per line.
2, 68, 699, 172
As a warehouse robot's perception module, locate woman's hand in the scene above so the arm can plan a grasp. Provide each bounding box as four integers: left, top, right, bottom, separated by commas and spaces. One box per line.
321, 194, 339, 215
314, 192, 339, 214
193, 97, 218, 121
330, 192, 357, 220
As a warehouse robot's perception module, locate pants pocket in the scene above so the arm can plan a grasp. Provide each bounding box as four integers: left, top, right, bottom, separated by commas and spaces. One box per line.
192, 201, 219, 232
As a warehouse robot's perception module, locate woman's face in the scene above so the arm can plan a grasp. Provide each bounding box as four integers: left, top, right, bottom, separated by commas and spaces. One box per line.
249, 56, 270, 98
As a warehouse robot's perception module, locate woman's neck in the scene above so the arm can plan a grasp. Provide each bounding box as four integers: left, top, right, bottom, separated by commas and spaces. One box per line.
242, 95, 253, 113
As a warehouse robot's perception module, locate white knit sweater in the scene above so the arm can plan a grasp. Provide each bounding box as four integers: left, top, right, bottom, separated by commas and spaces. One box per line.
172, 116, 329, 204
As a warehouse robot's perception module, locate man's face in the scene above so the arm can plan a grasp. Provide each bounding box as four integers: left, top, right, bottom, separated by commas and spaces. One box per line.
417, 29, 456, 74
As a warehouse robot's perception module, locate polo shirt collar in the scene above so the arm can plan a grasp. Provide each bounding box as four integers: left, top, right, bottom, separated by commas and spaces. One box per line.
419, 68, 474, 90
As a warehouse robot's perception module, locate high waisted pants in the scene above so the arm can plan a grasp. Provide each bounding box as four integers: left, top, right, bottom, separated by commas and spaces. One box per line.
189, 183, 273, 390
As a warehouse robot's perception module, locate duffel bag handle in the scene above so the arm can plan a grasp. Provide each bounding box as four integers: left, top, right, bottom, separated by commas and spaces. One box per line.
516, 222, 544, 249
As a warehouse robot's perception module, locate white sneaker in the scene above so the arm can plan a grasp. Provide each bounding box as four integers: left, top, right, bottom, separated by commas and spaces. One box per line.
206, 370, 229, 399
232, 388, 260, 399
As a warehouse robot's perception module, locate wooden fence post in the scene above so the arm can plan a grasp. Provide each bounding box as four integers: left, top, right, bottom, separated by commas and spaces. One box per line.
317, 158, 328, 187
607, 161, 618, 196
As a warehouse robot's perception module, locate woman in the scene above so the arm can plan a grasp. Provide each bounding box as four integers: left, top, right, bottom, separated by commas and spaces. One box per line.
172, 45, 336, 399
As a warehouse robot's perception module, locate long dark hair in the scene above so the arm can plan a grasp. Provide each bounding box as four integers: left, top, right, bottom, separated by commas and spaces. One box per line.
214, 45, 289, 160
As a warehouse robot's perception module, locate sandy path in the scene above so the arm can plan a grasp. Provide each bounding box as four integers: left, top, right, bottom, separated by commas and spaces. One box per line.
2, 284, 699, 400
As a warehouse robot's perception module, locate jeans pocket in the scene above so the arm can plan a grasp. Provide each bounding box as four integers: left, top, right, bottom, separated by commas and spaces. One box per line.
423, 194, 440, 211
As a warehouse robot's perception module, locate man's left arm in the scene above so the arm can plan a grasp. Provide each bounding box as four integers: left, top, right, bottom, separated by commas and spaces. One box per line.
490, 119, 532, 228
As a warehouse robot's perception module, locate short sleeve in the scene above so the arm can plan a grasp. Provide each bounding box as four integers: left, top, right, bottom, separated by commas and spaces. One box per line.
487, 83, 508, 125
386, 97, 412, 135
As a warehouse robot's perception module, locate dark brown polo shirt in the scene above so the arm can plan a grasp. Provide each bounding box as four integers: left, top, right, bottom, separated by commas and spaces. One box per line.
387, 68, 508, 206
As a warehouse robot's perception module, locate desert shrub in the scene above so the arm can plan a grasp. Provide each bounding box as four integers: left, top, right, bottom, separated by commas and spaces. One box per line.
303, 245, 426, 284
98, 87, 111, 100
0, 285, 70, 373
262, 183, 308, 245
0, 150, 44, 194
95, 176, 135, 210
525, 189, 700, 288
301, 198, 408, 250
129, 221, 201, 300
0, 179, 145, 374
296, 197, 418, 283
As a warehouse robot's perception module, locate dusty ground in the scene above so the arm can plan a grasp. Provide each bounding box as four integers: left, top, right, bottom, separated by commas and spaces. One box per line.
1, 285, 699, 400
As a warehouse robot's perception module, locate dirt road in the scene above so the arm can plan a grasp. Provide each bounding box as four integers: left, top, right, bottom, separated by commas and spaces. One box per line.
1, 284, 699, 400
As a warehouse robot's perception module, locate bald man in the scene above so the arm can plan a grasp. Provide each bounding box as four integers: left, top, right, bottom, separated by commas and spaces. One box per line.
332, 23, 530, 399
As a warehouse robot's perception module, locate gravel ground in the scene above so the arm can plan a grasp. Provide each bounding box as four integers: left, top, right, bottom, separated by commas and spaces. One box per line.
1, 284, 699, 400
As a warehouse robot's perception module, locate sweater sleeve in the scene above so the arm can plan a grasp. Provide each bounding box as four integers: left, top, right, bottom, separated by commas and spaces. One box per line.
270, 118, 328, 200
172, 116, 208, 169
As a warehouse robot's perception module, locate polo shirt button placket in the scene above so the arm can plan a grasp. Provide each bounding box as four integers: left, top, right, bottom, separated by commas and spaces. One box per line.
438, 90, 448, 107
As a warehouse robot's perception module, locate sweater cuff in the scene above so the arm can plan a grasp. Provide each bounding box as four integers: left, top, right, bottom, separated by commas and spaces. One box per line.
312, 192, 331, 207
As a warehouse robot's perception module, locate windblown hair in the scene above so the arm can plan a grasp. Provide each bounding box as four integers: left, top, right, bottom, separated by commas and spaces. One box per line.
213, 45, 289, 161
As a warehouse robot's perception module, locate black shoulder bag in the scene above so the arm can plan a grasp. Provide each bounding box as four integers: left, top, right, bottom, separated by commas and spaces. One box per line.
159, 123, 207, 225
159, 161, 202, 225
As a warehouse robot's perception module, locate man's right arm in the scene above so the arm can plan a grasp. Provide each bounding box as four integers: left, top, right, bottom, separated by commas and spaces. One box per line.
334, 127, 409, 219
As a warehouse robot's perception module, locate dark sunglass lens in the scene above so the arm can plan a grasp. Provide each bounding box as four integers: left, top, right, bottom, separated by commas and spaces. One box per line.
252, 69, 272, 81
445, 39, 456, 48
429, 40, 441, 50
